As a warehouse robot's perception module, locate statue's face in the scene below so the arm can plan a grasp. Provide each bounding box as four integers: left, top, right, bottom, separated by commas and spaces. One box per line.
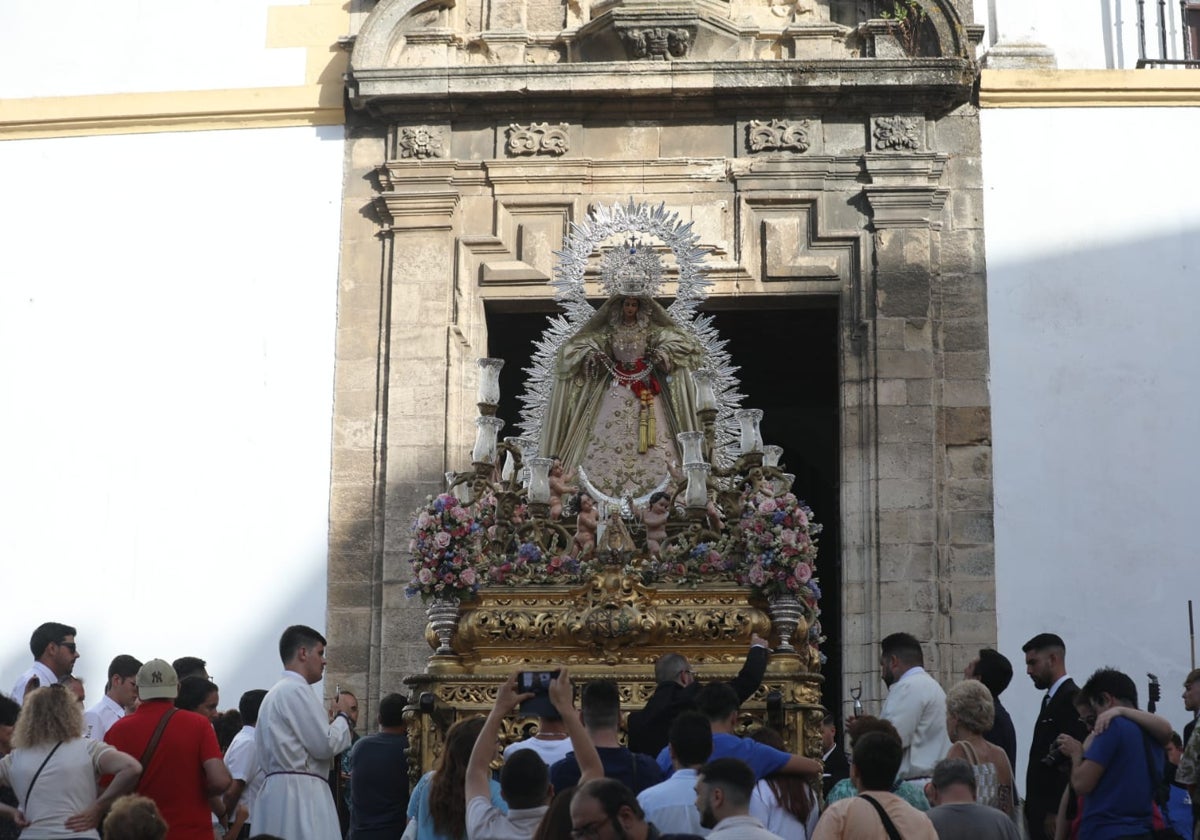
622, 297, 640, 321
580, 495, 594, 511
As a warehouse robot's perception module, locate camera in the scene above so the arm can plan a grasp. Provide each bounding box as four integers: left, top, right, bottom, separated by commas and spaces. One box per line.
517, 670, 561, 718
1040, 744, 1069, 768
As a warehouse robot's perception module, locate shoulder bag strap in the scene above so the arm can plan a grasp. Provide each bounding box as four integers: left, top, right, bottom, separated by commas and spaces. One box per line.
23, 741, 63, 806
859, 794, 905, 840
956, 739, 980, 765
137, 708, 178, 783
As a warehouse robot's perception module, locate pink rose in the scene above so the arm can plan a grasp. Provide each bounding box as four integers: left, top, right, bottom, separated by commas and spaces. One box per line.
451, 506, 468, 520
417, 568, 434, 585
780, 529, 797, 546
758, 498, 777, 514
794, 563, 813, 584
460, 568, 477, 586
748, 564, 766, 585
433, 531, 452, 549
417, 511, 432, 528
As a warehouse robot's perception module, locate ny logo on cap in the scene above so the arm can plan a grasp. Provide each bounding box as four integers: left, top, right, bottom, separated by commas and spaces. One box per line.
151, 671, 163, 684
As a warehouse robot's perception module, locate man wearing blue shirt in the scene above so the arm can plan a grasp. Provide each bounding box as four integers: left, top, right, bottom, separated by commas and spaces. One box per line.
1068, 668, 1168, 840
655, 684, 820, 781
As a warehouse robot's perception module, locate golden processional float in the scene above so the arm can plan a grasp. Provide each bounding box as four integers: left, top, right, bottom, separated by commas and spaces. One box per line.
403, 201, 826, 780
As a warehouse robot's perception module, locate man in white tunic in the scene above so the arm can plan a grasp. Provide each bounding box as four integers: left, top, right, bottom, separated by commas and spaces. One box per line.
254, 624, 356, 839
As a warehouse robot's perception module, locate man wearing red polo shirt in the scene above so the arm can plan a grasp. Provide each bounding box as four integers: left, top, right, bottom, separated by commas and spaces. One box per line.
105, 659, 231, 840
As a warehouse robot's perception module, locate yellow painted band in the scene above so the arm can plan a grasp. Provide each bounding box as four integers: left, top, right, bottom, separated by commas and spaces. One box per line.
0, 87, 344, 140
980, 69, 1200, 107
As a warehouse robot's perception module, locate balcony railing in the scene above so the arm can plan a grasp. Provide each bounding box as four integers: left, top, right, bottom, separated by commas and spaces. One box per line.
1135, 0, 1200, 67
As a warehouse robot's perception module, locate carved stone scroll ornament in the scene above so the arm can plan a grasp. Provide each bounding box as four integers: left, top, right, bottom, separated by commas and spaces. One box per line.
873, 116, 922, 151
397, 125, 444, 159
747, 119, 812, 154
620, 26, 691, 59
506, 123, 570, 157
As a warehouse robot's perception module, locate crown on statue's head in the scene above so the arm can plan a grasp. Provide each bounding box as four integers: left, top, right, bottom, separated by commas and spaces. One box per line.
598, 237, 665, 299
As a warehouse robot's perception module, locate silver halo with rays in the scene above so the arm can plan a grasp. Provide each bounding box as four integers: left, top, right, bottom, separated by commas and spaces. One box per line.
517, 200, 745, 509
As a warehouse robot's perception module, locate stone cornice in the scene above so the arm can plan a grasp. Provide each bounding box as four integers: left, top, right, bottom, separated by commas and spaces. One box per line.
349, 59, 976, 116
980, 69, 1200, 107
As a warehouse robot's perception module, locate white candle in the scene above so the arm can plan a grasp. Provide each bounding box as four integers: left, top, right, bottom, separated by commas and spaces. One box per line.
676, 431, 706, 466
693, 368, 718, 412
685, 463, 711, 507
735, 409, 764, 454
472, 416, 505, 463
762, 445, 784, 468
477, 357, 505, 406
527, 457, 554, 504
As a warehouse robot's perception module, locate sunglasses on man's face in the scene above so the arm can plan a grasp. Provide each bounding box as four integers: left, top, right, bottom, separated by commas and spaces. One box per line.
56, 641, 77, 653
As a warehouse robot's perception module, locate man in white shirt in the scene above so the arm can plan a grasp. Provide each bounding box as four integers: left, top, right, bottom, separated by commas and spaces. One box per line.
638, 711, 712, 836
465, 669, 603, 840
502, 709, 574, 768
694, 758, 783, 840
254, 624, 356, 839
223, 688, 268, 836
879, 632, 951, 783
84, 655, 142, 740
10, 621, 78, 704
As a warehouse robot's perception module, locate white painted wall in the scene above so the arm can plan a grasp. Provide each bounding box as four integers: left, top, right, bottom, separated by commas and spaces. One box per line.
0, 125, 345, 708
0, 0, 308, 98
983, 0, 1191, 68
983, 106, 1200, 783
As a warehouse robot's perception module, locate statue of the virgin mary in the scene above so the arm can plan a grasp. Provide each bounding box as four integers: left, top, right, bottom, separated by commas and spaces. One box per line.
538, 246, 704, 501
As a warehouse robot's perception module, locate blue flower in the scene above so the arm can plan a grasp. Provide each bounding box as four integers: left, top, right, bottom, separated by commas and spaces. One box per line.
808, 581, 822, 600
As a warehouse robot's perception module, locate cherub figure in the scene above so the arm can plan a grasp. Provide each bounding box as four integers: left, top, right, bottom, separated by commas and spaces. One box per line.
573, 493, 598, 559
638, 491, 672, 557
548, 460, 577, 520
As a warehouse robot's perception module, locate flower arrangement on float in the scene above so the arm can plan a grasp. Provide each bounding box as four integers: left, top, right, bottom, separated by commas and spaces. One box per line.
405, 493, 483, 602
734, 490, 821, 599
406, 486, 825, 658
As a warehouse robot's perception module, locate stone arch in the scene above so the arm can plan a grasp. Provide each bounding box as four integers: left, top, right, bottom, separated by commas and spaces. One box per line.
351, 0, 454, 70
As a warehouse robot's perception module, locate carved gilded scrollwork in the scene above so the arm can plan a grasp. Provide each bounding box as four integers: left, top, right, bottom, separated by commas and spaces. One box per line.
747, 119, 812, 154
873, 116, 922, 151
405, 572, 822, 779
506, 123, 570, 157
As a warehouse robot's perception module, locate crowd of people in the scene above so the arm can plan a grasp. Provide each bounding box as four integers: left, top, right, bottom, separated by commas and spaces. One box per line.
2, 622, 1198, 840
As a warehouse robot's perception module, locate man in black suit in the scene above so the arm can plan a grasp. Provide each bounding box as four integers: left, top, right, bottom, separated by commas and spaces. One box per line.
965, 648, 1018, 773
626, 634, 769, 757
1022, 632, 1088, 840
820, 713, 849, 797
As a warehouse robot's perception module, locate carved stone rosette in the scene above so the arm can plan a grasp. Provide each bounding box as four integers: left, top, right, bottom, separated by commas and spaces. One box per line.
747, 119, 812, 154
872, 116, 922, 151
506, 123, 570, 157
404, 572, 823, 784
396, 125, 444, 159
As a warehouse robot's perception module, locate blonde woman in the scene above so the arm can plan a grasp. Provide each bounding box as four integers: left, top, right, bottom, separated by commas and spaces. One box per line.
944, 680, 1016, 818
0, 686, 141, 838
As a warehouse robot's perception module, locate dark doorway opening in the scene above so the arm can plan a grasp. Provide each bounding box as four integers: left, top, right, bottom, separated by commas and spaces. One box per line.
486, 301, 843, 718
